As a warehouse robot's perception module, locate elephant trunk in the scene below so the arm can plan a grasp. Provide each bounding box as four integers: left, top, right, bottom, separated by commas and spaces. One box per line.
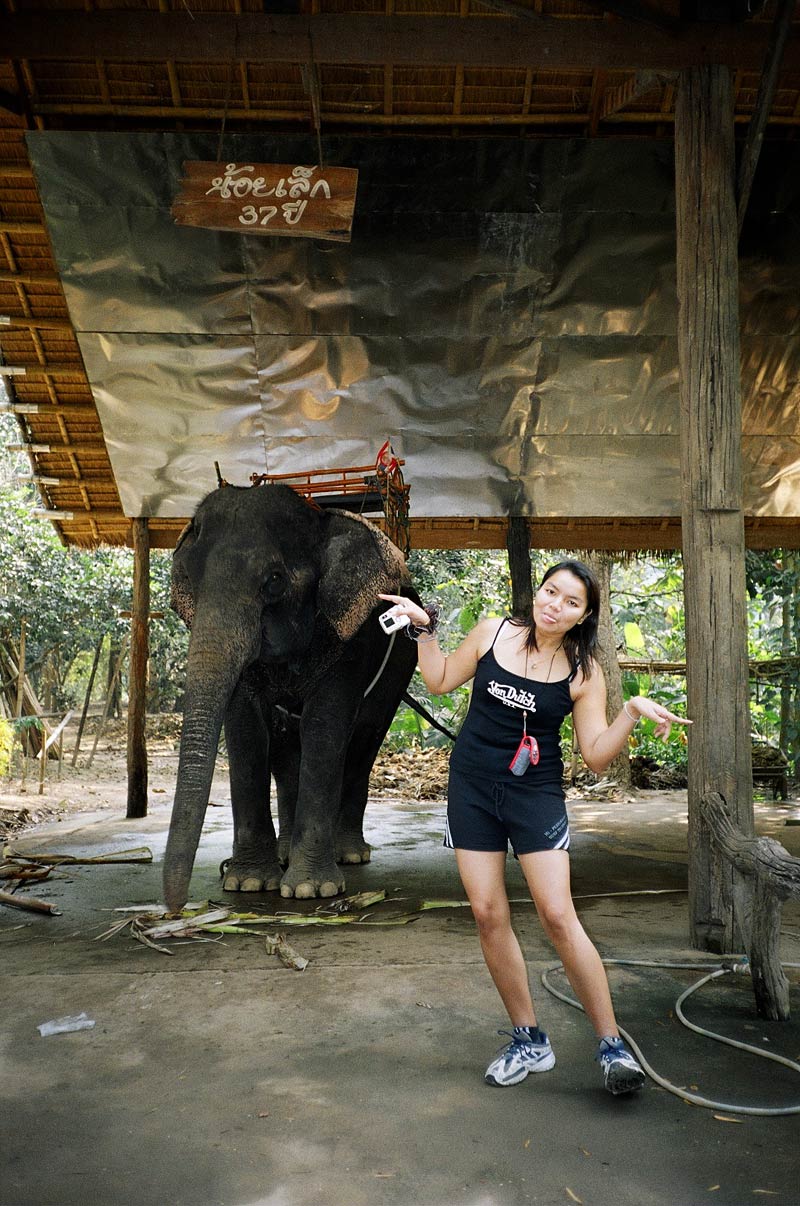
163, 608, 257, 912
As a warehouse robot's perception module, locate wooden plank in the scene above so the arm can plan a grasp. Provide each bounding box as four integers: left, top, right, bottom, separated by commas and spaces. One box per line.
675, 66, 753, 955
0, 13, 792, 73
172, 161, 358, 243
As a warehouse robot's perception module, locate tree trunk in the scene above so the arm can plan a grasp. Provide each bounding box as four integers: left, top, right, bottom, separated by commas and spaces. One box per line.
584, 551, 630, 788
676, 66, 753, 954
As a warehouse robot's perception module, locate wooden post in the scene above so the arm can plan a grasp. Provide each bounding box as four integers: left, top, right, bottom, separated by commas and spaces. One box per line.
506, 517, 533, 619
675, 67, 754, 953
127, 518, 150, 819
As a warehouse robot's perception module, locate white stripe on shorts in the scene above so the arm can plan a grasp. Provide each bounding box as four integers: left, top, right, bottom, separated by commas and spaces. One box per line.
554, 826, 570, 851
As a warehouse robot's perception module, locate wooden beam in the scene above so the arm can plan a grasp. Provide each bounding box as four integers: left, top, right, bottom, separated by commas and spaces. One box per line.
736, 0, 796, 235
0, 13, 795, 73
127, 517, 149, 819
600, 69, 666, 120
675, 65, 753, 955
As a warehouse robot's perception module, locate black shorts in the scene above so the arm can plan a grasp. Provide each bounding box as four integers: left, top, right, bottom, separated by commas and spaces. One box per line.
444, 765, 570, 856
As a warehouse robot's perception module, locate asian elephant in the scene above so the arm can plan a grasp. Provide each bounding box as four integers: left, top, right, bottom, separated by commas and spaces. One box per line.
163, 482, 419, 913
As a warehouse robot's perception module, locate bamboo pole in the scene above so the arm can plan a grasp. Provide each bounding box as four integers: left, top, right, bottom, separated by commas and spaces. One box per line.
72, 636, 103, 766
86, 637, 129, 769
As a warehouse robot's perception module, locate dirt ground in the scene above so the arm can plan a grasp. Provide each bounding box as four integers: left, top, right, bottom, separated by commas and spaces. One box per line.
2, 720, 800, 1206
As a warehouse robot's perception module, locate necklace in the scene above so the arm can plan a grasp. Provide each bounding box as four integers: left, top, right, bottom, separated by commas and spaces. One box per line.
524, 639, 564, 682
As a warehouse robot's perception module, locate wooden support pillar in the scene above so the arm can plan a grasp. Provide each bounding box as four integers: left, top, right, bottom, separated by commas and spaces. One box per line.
675, 66, 754, 953
506, 516, 533, 618
127, 517, 150, 819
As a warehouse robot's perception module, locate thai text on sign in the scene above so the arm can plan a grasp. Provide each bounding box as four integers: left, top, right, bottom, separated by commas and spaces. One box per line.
171, 162, 358, 243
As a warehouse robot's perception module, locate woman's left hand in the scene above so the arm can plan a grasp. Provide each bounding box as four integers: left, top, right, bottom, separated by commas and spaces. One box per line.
627, 696, 692, 741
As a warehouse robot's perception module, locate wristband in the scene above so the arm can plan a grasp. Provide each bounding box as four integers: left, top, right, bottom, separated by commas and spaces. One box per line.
623, 701, 639, 723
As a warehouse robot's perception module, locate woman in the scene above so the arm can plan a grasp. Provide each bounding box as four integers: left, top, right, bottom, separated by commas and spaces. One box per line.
379, 559, 690, 1097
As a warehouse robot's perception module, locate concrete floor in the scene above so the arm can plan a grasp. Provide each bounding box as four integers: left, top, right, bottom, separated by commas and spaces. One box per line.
2, 764, 800, 1206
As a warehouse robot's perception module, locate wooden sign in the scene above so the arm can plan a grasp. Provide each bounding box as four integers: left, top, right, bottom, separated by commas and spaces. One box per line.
171, 161, 358, 243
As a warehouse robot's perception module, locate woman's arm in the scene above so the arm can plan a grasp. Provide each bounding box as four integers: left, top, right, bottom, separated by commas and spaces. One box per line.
572, 663, 691, 774
377, 594, 499, 695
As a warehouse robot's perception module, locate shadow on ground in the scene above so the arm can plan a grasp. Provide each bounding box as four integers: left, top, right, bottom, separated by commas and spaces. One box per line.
2, 741, 800, 1206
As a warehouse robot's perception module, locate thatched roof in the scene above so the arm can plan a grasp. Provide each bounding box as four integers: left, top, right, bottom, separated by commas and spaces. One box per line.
1, 1, 799, 551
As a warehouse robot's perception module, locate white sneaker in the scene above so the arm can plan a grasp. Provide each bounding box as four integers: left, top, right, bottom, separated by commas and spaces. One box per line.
484, 1027, 556, 1087
596, 1036, 646, 1095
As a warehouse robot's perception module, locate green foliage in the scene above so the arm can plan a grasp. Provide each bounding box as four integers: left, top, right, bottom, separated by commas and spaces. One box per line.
394, 549, 513, 747
0, 412, 188, 713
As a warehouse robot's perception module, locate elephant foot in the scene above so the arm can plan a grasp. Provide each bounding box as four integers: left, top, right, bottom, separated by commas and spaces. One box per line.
279, 862, 345, 900
221, 858, 283, 894
335, 835, 372, 865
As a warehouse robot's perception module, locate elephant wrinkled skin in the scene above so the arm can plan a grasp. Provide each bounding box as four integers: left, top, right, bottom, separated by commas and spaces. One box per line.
162, 483, 418, 912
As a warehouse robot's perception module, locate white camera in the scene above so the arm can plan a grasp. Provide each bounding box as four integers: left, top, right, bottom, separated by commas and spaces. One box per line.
378, 609, 410, 634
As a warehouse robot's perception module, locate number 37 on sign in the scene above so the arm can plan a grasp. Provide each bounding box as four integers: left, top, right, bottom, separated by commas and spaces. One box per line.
171, 161, 359, 243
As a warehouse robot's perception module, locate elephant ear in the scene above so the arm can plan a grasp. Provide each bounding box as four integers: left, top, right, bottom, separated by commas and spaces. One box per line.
170, 522, 195, 630
318, 511, 409, 641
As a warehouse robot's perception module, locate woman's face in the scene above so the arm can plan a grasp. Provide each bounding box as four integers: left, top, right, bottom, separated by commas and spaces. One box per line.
533, 569, 589, 637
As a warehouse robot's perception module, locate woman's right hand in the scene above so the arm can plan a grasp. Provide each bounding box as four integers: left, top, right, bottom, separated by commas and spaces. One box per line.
377, 593, 432, 629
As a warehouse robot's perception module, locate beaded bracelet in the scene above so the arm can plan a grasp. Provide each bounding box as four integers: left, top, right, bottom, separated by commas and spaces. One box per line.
407, 602, 441, 642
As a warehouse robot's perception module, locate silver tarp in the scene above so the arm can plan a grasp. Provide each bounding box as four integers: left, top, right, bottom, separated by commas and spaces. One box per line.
26, 132, 800, 519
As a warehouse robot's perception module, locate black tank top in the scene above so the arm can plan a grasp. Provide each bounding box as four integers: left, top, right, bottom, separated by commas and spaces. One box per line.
450, 619, 574, 782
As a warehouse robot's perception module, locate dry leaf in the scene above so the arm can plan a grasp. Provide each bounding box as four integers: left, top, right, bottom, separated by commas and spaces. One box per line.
524, 1139, 531, 1149
566, 1190, 583, 1205
707, 1187, 720, 1193
258, 1111, 270, 1118
752, 1192, 778, 1196
580, 1148, 592, 1158
713, 1114, 744, 1124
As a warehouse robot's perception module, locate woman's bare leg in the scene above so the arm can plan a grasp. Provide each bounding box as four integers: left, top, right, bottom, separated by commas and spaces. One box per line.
455, 848, 539, 1027
518, 850, 617, 1037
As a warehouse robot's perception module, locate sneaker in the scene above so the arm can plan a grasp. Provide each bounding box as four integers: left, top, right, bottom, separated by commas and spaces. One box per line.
484, 1026, 556, 1087
595, 1036, 646, 1096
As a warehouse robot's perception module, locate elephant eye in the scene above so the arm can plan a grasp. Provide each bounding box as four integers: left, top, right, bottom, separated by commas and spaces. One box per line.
263, 570, 287, 600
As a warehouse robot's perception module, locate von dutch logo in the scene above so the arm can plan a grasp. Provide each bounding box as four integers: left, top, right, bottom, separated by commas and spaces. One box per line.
487, 681, 537, 711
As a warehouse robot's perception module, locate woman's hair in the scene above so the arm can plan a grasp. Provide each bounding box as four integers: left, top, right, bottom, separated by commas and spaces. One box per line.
510, 558, 601, 678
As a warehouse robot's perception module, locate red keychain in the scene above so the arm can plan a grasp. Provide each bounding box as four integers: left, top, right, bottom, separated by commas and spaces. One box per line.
509, 711, 540, 776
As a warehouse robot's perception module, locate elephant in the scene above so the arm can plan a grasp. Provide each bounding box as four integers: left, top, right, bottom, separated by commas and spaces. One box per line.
162, 482, 419, 913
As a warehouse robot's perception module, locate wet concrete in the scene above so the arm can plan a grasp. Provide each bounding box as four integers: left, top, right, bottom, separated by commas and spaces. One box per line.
2, 771, 800, 1206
